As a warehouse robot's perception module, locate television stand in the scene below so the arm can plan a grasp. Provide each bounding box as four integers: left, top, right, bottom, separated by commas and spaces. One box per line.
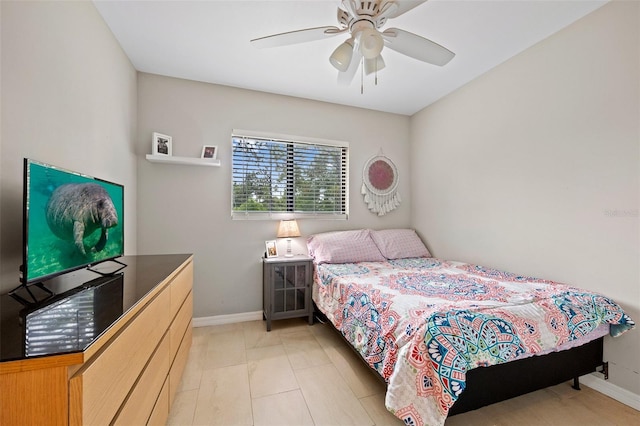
86, 258, 127, 277
8, 282, 54, 306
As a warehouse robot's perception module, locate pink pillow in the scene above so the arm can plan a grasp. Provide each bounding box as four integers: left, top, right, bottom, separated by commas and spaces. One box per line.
370, 229, 431, 259
307, 229, 385, 264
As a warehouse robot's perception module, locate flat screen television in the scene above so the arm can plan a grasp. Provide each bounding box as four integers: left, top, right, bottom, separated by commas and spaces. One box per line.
21, 158, 124, 286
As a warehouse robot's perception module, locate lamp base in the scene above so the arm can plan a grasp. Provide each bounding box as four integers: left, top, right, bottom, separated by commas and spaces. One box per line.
285, 238, 293, 257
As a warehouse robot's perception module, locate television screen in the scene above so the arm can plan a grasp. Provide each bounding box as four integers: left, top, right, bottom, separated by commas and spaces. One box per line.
23, 159, 124, 284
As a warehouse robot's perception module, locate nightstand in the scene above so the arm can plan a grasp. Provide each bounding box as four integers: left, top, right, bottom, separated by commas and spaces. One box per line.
262, 255, 313, 331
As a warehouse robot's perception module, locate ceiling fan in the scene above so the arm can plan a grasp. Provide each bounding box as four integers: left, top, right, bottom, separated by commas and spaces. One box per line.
250, 0, 455, 85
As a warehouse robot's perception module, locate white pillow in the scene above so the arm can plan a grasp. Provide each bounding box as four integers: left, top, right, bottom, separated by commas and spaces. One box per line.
370, 229, 431, 259
307, 229, 385, 264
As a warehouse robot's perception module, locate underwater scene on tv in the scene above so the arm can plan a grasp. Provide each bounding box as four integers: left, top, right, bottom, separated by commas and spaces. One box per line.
25, 160, 124, 283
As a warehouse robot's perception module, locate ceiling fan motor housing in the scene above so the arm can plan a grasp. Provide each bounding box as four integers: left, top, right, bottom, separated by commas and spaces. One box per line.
338, 1, 389, 30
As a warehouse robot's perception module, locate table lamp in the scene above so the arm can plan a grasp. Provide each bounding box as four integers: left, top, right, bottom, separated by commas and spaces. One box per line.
277, 219, 300, 257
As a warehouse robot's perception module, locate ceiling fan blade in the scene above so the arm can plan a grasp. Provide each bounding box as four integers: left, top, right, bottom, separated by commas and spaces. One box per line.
251, 26, 345, 49
383, 0, 428, 18
337, 46, 362, 86
375, 2, 400, 23
382, 28, 454, 66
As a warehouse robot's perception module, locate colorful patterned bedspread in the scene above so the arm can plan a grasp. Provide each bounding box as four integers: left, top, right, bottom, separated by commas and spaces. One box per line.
312, 258, 635, 426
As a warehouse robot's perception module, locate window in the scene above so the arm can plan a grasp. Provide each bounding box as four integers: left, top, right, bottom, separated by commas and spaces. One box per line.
232, 130, 349, 220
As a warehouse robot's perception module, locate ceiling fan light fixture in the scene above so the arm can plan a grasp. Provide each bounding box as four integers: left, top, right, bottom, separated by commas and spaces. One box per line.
330, 39, 354, 72
252, 0, 455, 86
364, 55, 385, 75
359, 28, 384, 59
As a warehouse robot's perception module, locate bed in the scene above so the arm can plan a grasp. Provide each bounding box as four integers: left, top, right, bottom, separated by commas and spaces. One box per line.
307, 229, 635, 426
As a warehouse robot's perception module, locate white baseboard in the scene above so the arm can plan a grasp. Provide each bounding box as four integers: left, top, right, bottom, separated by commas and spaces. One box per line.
193, 310, 263, 327
581, 373, 640, 411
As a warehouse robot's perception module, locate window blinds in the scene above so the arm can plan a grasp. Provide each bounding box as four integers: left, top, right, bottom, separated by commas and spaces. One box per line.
232, 132, 348, 220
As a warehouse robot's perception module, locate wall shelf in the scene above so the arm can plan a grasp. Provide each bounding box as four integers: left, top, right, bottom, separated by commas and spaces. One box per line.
145, 154, 220, 167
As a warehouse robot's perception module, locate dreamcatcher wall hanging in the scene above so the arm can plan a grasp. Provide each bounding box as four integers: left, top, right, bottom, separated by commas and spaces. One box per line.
361, 153, 401, 216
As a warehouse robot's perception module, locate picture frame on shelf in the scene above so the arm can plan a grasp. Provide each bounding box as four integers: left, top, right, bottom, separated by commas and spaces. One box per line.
152, 132, 172, 156
265, 240, 278, 258
201, 145, 218, 159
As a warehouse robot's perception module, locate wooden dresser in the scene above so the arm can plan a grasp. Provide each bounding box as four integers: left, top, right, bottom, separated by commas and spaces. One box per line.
0, 254, 193, 425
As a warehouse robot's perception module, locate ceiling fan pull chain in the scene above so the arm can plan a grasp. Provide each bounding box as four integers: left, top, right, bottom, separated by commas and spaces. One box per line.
360, 57, 364, 94
375, 60, 378, 85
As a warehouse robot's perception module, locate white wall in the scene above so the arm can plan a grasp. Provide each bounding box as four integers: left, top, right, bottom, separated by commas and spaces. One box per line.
410, 1, 639, 395
0, 0, 138, 292
136, 73, 411, 318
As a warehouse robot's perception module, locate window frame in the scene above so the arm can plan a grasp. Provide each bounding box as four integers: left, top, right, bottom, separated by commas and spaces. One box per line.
231, 129, 349, 220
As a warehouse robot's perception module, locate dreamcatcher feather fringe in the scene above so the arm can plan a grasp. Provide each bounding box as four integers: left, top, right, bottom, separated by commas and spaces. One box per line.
361, 183, 401, 216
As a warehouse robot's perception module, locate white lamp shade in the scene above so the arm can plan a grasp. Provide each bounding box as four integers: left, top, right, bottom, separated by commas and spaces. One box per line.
359, 28, 384, 59
277, 219, 301, 238
364, 55, 386, 75
330, 40, 353, 72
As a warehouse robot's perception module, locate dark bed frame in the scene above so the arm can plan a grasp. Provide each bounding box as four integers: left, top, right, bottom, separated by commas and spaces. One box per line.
449, 336, 606, 414
315, 309, 608, 416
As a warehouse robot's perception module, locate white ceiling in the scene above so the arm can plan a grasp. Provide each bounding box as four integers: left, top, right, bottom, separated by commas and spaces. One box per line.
93, 0, 607, 116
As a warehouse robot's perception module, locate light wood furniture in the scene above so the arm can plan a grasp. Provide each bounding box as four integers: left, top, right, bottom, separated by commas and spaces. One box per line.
0, 254, 193, 426
262, 255, 313, 331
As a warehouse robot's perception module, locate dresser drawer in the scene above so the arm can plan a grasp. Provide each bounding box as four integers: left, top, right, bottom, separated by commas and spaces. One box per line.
170, 291, 192, 359
69, 287, 171, 425
148, 377, 170, 426
169, 322, 192, 405
112, 332, 170, 425
170, 262, 193, 320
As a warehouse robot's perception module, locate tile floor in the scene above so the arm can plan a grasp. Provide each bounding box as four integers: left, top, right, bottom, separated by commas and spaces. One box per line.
168, 319, 639, 426
168, 318, 396, 426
